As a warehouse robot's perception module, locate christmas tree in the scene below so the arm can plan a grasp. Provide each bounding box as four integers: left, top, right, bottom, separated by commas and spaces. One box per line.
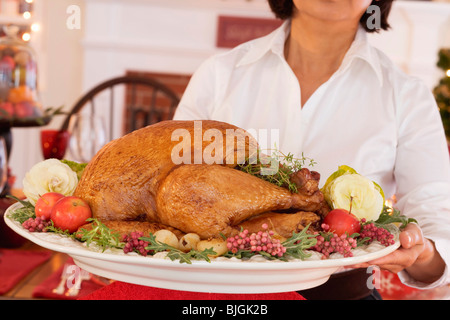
434, 48, 450, 140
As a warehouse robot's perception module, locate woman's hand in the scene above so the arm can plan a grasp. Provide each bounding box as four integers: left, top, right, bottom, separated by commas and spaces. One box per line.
352, 223, 446, 283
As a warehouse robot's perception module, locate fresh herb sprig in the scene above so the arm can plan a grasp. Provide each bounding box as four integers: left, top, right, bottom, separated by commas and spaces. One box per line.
6, 195, 35, 223
282, 225, 318, 260
140, 233, 216, 264
45, 221, 76, 238
76, 218, 124, 252
375, 206, 417, 230
237, 150, 316, 193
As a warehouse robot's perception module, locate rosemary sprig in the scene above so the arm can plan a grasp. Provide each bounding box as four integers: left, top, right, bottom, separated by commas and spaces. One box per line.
6, 195, 36, 223
282, 224, 318, 260
45, 221, 76, 238
140, 233, 216, 264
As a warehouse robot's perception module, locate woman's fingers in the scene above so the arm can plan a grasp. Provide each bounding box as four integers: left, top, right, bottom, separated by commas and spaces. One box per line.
399, 223, 423, 249
351, 224, 426, 273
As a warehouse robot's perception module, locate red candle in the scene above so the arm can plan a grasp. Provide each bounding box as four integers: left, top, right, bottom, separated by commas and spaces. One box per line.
41, 129, 70, 160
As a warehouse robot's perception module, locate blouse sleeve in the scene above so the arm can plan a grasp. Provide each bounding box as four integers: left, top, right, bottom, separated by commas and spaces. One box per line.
173, 56, 217, 120
394, 77, 450, 287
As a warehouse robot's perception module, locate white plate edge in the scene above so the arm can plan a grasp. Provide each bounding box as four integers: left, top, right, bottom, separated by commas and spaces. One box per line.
4, 202, 401, 270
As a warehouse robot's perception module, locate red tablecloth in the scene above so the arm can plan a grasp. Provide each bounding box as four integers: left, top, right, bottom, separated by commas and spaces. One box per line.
32, 258, 104, 300
79, 281, 306, 300
0, 249, 52, 295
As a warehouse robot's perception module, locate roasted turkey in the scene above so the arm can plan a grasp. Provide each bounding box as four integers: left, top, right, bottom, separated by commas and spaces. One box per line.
74, 120, 329, 239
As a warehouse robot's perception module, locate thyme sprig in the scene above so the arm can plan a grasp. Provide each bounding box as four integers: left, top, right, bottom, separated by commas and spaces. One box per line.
237, 150, 316, 193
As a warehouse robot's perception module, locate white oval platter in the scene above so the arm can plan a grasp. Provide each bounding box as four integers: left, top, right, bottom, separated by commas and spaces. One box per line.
4, 202, 400, 293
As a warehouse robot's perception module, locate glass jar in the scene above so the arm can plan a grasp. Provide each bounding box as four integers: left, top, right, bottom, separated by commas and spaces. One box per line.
0, 25, 42, 124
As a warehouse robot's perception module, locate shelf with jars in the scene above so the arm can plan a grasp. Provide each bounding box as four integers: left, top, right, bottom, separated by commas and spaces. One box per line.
0, 0, 36, 42
0, 24, 44, 126
0, 0, 44, 128
0, 9, 46, 200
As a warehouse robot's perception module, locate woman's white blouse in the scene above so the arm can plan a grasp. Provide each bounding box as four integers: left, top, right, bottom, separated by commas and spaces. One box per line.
174, 20, 450, 288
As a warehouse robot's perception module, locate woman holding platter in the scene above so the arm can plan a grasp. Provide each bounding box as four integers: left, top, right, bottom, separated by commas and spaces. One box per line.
174, 0, 450, 300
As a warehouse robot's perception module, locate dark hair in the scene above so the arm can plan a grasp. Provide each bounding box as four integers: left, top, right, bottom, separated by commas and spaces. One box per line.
268, 0, 393, 33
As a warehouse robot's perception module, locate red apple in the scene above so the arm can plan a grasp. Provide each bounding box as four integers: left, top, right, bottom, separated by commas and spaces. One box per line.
35, 192, 65, 220
50, 196, 92, 233
323, 208, 361, 236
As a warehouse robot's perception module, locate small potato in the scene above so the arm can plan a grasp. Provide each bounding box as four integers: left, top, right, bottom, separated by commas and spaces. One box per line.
154, 229, 179, 249
196, 238, 228, 257
179, 233, 201, 252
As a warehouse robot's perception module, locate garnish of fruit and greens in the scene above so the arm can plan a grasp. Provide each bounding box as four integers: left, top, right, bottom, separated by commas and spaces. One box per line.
8, 157, 416, 264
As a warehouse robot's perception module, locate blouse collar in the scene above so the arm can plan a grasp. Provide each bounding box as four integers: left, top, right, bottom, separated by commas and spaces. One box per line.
236, 19, 384, 87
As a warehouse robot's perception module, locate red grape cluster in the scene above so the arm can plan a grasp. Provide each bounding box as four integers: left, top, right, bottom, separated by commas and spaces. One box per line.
310, 223, 357, 258
359, 219, 396, 247
122, 231, 150, 256
22, 217, 51, 232
226, 223, 287, 257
